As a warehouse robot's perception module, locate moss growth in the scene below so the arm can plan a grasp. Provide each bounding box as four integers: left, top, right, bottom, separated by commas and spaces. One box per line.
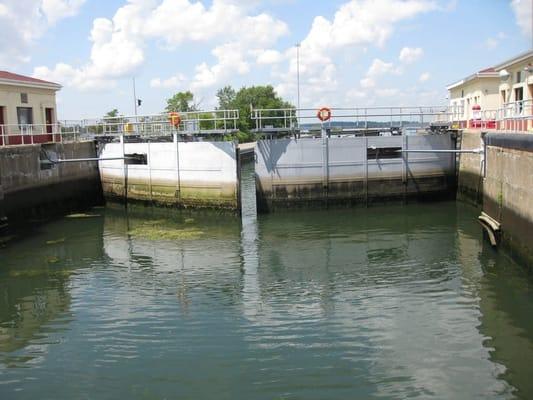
65, 213, 101, 219
46, 238, 66, 245
128, 220, 203, 241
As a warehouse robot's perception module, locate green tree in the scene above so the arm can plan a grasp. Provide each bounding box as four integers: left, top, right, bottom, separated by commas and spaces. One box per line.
216, 86, 236, 110
216, 85, 293, 134
95, 109, 124, 134
166, 91, 197, 113
105, 109, 119, 118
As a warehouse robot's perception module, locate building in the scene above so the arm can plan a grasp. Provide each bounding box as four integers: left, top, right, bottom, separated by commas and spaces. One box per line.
493, 50, 533, 131
0, 71, 61, 145
447, 68, 500, 125
447, 50, 533, 131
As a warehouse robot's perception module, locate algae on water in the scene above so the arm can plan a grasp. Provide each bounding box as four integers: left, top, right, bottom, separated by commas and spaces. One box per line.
46, 238, 66, 245
65, 213, 101, 219
128, 221, 203, 241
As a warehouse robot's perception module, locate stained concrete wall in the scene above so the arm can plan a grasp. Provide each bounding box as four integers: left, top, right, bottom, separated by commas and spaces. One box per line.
0, 141, 101, 222
483, 134, 533, 269
255, 134, 456, 212
457, 129, 484, 205
98, 140, 239, 210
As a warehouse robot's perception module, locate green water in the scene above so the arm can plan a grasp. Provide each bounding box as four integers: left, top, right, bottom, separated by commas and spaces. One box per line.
0, 164, 532, 399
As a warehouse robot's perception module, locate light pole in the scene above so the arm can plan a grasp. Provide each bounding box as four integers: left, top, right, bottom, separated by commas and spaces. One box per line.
133, 77, 138, 118
296, 43, 301, 127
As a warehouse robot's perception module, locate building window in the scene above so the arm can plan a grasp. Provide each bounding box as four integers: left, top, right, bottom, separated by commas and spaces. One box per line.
17, 107, 33, 126
515, 87, 524, 113
461, 89, 464, 98
516, 71, 522, 83
20, 93, 28, 104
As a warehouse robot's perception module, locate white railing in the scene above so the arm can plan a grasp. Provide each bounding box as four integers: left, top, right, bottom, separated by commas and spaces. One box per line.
251, 105, 465, 133
472, 100, 533, 132
0, 110, 240, 146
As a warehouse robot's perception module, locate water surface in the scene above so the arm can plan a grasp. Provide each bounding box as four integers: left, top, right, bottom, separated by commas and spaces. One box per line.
0, 164, 532, 399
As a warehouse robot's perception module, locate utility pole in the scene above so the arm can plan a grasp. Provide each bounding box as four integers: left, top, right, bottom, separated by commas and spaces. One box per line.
133, 78, 138, 117
296, 43, 301, 110
296, 43, 301, 127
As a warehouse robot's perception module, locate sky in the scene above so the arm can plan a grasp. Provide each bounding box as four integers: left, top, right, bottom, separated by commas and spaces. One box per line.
0, 0, 532, 119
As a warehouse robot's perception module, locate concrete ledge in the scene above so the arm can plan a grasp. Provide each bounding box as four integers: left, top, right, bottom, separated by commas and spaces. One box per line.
0, 141, 102, 223
485, 133, 533, 152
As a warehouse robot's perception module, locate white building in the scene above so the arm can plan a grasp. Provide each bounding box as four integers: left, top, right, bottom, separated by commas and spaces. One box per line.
0, 71, 61, 145
447, 50, 533, 131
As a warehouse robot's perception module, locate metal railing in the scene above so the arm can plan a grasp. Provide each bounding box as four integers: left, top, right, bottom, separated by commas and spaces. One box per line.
473, 100, 533, 132
252, 102, 533, 135
0, 109, 240, 146
251, 105, 464, 134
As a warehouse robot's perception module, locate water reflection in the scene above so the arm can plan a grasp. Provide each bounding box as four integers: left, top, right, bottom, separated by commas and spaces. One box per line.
0, 215, 104, 368
0, 167, 531, 398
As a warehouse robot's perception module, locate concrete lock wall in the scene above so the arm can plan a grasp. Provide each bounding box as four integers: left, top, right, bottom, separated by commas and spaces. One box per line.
483, 134, 533, 269
98, 140, 239, 210
457, 129, 484, 205
0, 141, 101, 221
255, 134, 456, 212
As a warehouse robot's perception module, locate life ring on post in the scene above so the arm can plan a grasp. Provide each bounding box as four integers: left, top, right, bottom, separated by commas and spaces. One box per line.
317, 107, 332, 122
168, 112, 181, 128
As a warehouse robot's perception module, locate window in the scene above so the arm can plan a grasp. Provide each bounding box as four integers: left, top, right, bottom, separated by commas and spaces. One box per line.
367, 147, 402, 159
17, 107, 33, 126
461, 89, 464, 98
125, 153, 147, 165
516, 71, 522, 83
515, 87, 524, 113
20, 93, 28, 104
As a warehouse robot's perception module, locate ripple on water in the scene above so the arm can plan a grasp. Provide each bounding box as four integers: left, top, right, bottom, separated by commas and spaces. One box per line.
0, 193, 529, 399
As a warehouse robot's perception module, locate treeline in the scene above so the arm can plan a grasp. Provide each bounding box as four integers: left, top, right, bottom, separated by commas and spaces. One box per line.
165, 85, 293, 142
103, 85, 293, 143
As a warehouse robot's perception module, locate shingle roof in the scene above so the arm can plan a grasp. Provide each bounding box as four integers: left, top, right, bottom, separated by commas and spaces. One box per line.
0, 71, 60, 87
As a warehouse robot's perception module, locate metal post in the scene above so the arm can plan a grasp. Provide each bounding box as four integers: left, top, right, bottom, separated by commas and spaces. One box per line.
174, 133, 181, 201
296, 43, 301, 127
321, 123, 328, 204
133, 78, 138, 117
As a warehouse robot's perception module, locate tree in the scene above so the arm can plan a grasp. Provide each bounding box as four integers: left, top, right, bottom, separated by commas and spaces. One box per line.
216, 86, 236, 110
97, 109, 124, 134
105, 109, 119, 118
166, 91, 197, 113
216, 85, 293, 133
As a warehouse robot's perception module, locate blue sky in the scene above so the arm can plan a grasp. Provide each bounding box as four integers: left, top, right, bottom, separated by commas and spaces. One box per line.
0, 0, 531, 119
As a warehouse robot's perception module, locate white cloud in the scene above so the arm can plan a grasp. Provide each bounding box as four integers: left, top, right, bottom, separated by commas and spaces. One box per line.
360, 77, 375, 88
419, 72, 430, 82
399, 47, 423, 64
0, 0, 85, 67
511, 0, 532, 38
367, 58, 401, 77
376, 88, 399, 97
33, 0, 289, 90
150, 73, 187, 89
256, 49, 284, 65
276, 0, 436, 107
41, 0, 86, 25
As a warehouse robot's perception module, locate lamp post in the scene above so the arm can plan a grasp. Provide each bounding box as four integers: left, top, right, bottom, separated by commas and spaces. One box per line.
133, 77, 138, 118
296, 43, 301, 127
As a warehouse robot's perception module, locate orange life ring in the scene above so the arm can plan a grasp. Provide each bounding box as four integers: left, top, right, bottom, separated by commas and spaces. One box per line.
317, 107, 332, 122
168, 112, 181, 127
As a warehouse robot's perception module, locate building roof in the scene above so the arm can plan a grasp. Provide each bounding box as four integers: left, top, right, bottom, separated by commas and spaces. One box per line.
446, 67, 499, 91
493, 50, 533, 71
0, 71, 61, 90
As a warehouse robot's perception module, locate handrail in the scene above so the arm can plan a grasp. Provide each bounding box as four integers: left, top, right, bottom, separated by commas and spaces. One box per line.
0, 110, 241, 146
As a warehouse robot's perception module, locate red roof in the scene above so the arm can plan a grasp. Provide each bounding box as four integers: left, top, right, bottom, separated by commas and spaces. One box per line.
0, 70, 60, 86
